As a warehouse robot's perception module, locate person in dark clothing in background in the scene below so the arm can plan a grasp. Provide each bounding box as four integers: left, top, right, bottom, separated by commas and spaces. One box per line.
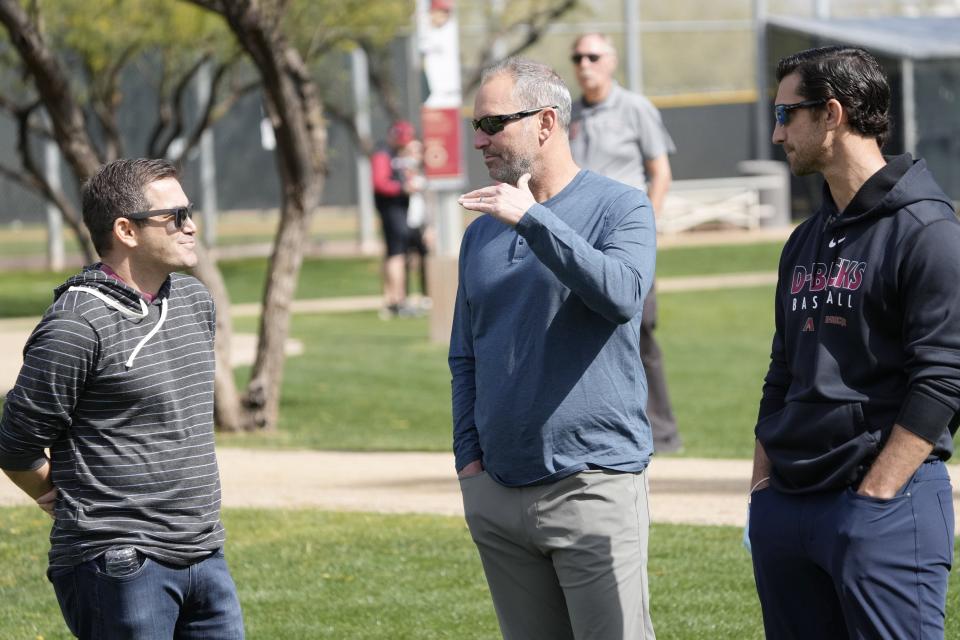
749, 46, 960, 639
0, 158, 244, 639
372, 120, 425, 317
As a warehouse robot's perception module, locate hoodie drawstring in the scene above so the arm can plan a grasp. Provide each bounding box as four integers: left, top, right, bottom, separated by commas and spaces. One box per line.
67, 285, 166, 368
68, 286, 148, 318
125, 298, 167, 368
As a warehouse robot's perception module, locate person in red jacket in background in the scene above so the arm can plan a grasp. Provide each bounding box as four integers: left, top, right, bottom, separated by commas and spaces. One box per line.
372, 120, 425, 317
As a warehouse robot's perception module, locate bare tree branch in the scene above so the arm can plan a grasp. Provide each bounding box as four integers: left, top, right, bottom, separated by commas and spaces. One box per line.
304, 31, 352, 61
86, 43, 140, 162
151, 53, 212, 159
321, 98, 368, 154
0, 0, 103, 177
171, 55, 260, 164
0, 159, 42, 191
0, 151, 84, 246
146, 54, 173, 159
0, 92, 52, 138
12, 101, 93, 261
358, 38, 401, 124
14, 101, 46, 186
463, 0, 579, 93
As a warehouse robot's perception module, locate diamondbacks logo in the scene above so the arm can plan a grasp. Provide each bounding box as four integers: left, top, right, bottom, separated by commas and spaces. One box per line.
790, 259, 866, 312
802, 317, 815, 332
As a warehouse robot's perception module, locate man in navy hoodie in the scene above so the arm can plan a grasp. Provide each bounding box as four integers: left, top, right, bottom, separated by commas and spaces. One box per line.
749, 46, 960, 639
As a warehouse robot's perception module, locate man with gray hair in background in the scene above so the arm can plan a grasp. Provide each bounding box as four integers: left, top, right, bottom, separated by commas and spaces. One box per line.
451, 57, 658, 639
570, 32, 682, 454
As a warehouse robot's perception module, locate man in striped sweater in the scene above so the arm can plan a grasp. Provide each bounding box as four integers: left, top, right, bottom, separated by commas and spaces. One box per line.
0, 159, 244, 639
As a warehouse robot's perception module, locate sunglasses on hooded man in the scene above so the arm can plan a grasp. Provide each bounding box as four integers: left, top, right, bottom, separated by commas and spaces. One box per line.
125, 204, 194, 230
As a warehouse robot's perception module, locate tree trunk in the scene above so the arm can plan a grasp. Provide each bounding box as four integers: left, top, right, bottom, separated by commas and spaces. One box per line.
0, 0, 245, 432
53, 197, 97, 264
190, 0, 327, 432
243, 194, 313, 429
191, 244, 246, 432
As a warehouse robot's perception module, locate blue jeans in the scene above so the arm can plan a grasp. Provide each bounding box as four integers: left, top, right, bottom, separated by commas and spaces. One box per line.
49, 548, 244, 640
750, 460, 954, 639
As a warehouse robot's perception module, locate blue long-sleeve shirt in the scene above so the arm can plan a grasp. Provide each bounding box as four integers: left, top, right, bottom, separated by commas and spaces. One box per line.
449, 169, 656, 486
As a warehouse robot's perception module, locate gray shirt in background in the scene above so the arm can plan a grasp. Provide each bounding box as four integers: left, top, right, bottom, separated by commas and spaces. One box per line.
570, 83, 676, 190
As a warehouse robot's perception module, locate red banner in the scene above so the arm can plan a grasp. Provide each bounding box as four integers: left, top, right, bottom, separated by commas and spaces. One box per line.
421, 106, 462, 180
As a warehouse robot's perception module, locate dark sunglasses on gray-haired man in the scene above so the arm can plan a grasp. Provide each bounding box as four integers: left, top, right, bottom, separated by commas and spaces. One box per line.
472, 106, 557, 136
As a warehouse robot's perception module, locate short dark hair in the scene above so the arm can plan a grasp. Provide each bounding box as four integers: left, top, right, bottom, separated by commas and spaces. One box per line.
776, 46, 891, 148
81, 158, 179, 256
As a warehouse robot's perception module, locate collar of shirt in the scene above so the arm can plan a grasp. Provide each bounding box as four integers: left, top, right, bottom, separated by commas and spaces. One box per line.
98, 263, 156, 303
581, 82, 624, 111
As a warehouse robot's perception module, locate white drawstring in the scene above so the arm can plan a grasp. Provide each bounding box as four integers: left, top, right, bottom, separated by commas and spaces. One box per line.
67, 286, 165, 369
125, 298, 167, 368
68, 286, 148, 318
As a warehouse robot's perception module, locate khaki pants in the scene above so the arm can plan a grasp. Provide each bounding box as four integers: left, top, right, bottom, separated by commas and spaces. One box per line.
460, 469, 655, 640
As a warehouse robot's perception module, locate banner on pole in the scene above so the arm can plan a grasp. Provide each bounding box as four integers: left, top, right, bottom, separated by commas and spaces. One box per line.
418, 0, 463, 183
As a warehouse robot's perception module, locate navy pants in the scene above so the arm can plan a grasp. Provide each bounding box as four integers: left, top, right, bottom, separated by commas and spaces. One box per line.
749, 460, 954, 639
49, 548, 244, 639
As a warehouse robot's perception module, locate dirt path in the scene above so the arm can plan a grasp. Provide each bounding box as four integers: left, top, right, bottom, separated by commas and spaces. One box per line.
1, 448, 957, 530
0, 449, 755, 526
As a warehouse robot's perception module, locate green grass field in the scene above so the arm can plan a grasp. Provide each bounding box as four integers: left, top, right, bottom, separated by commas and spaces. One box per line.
217, 285, 772, 458
0, 257, 384, 319
2, 237, 960, 637
4, 506, 959, 638
0, 241, 783, 319
1, 276, 773, 458
0, 242, 783, 638
1, 240, 780, 460
0, 506, 767, 639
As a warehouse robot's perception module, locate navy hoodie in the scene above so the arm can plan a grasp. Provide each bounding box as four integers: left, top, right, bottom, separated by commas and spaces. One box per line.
756, 154, 960, 493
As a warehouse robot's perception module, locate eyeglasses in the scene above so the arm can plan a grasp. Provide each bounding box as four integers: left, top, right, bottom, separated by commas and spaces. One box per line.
571, 53, 603, 65
125, 204, 194, 230
774, 99, 828, 126
471, 106, 557, 136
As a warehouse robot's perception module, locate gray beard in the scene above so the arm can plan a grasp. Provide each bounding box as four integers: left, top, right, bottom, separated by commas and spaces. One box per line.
490, 154, 534, 185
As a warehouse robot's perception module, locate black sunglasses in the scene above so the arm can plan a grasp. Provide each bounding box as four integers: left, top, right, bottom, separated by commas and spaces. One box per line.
126, 204, 194, 230
774, 99, 828, 126
471, 106, 557, 136
571, 53, 603, 65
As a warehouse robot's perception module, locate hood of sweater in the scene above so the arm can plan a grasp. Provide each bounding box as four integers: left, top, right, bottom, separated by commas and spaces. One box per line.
55, 265, 171, 369
756, 154, 960, 493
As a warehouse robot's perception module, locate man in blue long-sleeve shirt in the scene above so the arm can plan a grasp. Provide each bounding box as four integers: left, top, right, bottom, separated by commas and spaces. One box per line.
450, 57, 658, 639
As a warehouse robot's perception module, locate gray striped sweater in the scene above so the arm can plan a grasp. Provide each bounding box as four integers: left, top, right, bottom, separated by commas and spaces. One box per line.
0, 266, 226, 568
